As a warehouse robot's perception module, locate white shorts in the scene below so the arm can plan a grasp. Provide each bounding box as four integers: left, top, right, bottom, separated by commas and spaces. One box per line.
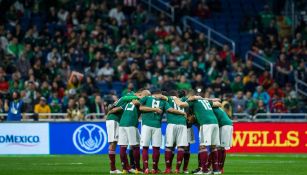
106, 120, 119, 143
187, 127, 195, 144
118, 126, 140, 146
199, 124, 220, 146
219, 125, 233, 149
140, 125, 162, 147
165, 124, 188, 147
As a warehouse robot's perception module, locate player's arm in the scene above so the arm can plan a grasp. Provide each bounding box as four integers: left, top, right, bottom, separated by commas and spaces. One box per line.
131, 99, 140, 106
107, 107, 123, 115
166, 108, 186, 118
173, 97, 189, 108
187, 95, 203, 101
153, 94, 168, 101
121, 95, 139, 102
139, 106, 162, 114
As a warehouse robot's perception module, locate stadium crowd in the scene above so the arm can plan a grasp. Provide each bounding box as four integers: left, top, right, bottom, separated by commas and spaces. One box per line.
0, 0, 306, 121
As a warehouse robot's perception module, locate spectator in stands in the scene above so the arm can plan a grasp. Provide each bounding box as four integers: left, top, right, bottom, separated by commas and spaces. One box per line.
34, 97, 51, 119
109, 4, 125, 26
267, 82, 285, 98
194, 2, 211, 19
296, 60, 307, 82
49, 91, 62, 114
255, 100, 267, 114
78, 97, 89, 118
67, 98, 83, 121
9, 72, 24, 93
259, 5, 275, 29
275, 53, 293, 86
6, 91, 24, 121
219, 44, 236, 64
0, 74, 9, 96
131, 4, 148, 26
270, 93, 287, 113
221, 93, 233, 118
231, 74, 244, 93
177, 75, 192, 90
0, 98, 7, 121
244, 73, 258, 93
253, 85, 270, 108
232, 91, 246, 113
285, 91, 299, 113
258, 70, 273, 89
90, 95, 105, 118
245, 91, 257, 115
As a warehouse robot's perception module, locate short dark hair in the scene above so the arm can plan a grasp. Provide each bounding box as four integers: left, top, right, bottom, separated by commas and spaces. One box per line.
168, 90, 178, 96
178, 90, 186, 98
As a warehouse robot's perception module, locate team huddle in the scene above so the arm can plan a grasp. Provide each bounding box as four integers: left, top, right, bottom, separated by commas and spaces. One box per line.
106, 88, 233, 174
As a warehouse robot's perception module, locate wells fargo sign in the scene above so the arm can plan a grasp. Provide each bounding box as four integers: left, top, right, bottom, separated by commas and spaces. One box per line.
229, 123, 307, 153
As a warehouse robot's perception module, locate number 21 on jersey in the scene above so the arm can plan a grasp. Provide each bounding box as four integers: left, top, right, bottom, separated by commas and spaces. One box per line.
125, 102, 135, 111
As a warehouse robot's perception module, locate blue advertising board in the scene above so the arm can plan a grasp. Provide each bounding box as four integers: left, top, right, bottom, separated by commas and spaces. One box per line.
49, 122, 201, 154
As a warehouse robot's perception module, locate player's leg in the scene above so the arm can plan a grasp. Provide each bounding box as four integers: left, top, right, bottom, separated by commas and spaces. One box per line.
219, 125, 233, 173
164, 124, 175, 173
151, 127, 162, 173
175, 125, 188, 173
127, 127, 141, 172
183, 144, 190, 173
194, 124, 212, 174
106, 120, 121, 173
128, 148, 135, 170
210, 124, 221, 174
118, 127, 130, 172
140, 125, 151, 173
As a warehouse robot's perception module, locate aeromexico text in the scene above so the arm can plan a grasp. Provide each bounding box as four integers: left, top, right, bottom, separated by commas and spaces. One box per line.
0, 135, 40, 143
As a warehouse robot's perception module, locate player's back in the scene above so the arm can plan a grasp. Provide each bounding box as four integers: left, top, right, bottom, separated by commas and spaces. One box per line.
213, 107, 233, 127
166, 96, 186, 125
189, 99, 218, 125
140, 96, 168, 128
120, 101, 140, 128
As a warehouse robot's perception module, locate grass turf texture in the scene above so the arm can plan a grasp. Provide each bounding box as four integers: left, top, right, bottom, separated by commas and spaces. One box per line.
0, 154, 306, 175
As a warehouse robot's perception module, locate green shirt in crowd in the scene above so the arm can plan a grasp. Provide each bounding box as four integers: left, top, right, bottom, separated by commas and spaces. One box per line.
140, 96, 171, 128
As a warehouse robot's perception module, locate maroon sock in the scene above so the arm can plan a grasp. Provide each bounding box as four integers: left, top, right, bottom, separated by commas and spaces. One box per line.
199, 149, 208, 172
109, 150, 116, 171
198, 152, 201, 168
211, 149, 219, 171
142, 147, 149, 170
183, 149, 190, 171
133, 146, 141, 170
120, 146, 129, 170
220, 149, 226, 170
152, 147, 160, 170
165, 148, 173, 169
171, 150, 175, 165
176, 148, 185, 170
208, 152, 213, 170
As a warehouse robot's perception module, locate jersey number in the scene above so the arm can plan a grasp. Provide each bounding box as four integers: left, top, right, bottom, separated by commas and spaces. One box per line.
152, 99, 160, 108
199, 100, 212, 110
125, 102, 135, 111
172, 100, 184, 112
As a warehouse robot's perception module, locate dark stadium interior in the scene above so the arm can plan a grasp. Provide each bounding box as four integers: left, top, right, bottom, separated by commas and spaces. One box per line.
0, 0, 306, 121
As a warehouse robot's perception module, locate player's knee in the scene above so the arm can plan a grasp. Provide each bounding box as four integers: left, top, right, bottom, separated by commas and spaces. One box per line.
109, 142, 117, 151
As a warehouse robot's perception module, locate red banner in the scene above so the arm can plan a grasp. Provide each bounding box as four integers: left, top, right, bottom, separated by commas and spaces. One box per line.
229, 122, 307, 153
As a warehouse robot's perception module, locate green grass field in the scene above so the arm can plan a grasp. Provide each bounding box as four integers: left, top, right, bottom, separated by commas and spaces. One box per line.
0, 154, 306, 175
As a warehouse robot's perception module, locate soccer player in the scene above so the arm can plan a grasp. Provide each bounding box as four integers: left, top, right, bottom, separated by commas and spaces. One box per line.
185, 95, 221, 174
164, 90, 189, 174
105, 93, 139, 174
139, 89, 186, 174
213, 106, 233, 174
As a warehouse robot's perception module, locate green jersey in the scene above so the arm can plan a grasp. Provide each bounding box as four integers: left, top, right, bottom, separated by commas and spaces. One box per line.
140, 96, 171, 128
166, 97, 186, 125
106, 95, 139, 121
188, 99, 218, 125
119, 102, 140, 127
213, 107, 233, 127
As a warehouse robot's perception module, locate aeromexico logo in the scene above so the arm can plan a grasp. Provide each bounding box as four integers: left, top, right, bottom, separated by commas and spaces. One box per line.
0, 135, 40, 146
72, 124, 107, 154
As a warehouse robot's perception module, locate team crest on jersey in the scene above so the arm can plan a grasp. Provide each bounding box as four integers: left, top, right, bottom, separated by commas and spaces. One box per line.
72, 124, 107, 154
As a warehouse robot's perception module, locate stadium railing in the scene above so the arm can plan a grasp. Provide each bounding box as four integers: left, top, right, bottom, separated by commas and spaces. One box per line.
1, 113, 307, 122
295, 72, 307, 97
182, 16, 236, 53
245, 51, 274, 76
141, 0, 175, 22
